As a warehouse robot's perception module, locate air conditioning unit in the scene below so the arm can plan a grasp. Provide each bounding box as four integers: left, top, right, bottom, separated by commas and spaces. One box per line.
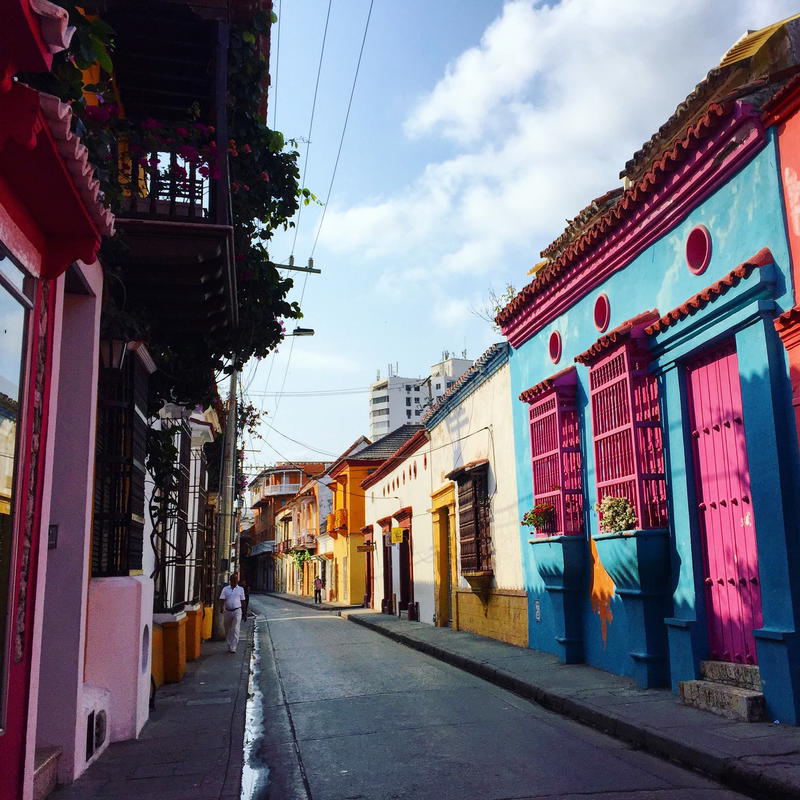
81, 685, 111, 765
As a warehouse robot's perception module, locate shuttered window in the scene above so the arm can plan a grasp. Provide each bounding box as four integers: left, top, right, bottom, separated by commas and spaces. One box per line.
92, 356, 149, 577
456, 467, 491, 573
524, 368, 583, 536
586, 341, 667, 529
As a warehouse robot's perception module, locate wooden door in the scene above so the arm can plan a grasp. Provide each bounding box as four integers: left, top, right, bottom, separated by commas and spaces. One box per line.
686, 341, 762, 664
382, 533, 393, 612
398, 530, 411, 611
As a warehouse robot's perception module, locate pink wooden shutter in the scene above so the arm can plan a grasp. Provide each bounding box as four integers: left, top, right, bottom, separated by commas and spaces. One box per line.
588, 342, 667, 529
527, 370, 583, 536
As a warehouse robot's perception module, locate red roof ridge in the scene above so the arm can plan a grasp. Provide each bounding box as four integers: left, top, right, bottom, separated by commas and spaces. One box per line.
645, 248, 773, 336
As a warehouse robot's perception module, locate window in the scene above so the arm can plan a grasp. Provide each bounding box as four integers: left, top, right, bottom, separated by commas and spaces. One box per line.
371, 408, 390, 417
414, 397, 419, 404
405, 384, 411, 391
371, 395, 389, 405
406, 410, 411, 418
0, 247, 30, 723
449, 463, 492, 573
93, 351, 150, 577
406, 397, 411, 406
414, 385, 420, 391
577, 314, 667, 529
415, 410, 420, 416
521, 368, 583, 536
435, 382, 441, 390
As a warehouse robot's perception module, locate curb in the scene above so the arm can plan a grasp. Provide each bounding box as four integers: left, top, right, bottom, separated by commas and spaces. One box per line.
345, 613, 789, 800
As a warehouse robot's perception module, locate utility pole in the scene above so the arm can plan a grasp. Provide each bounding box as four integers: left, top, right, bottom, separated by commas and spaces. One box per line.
213, 369, 238, 640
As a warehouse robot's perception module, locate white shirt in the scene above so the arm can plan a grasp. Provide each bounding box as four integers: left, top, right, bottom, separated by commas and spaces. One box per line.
219, 584, 245, 611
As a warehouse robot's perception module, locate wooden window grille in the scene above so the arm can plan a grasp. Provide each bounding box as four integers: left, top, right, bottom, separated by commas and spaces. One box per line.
524, 368, 583, 536
91, 357, 149, 577
586, 339, 667, 529
456, 466, 492, 573
188, 447, 208, 604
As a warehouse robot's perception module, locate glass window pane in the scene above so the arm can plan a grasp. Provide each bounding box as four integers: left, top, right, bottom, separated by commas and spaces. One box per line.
0, 279, 28, 723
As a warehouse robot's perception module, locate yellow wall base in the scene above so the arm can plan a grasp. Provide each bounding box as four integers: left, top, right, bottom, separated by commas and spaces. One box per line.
151, 624, 165, 689
161, 616, 188, 683
201, 604, 214, 641
185, 608, 203, 661
454, 588, 528, 648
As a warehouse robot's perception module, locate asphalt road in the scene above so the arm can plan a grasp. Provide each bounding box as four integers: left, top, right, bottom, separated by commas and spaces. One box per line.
248, 594, 748, 800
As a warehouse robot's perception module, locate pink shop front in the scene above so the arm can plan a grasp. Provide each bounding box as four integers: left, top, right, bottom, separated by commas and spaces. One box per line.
0, 3, 114, 798
499, 32, 800, 724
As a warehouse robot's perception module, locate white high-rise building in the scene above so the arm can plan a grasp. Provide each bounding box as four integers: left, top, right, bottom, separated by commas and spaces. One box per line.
368, 352, 473, 439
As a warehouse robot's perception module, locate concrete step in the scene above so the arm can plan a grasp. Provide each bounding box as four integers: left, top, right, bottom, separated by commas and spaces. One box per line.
33, 746, 62, 800
700, 660, 762, 691
679, 679, 765, 722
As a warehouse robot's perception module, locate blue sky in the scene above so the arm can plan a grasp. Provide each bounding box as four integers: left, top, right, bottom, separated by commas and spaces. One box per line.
240, 0, 798, 475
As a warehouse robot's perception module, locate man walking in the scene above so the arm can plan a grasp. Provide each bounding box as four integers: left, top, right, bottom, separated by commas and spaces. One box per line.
313, 575, 324, 605
218, 573, 247, 653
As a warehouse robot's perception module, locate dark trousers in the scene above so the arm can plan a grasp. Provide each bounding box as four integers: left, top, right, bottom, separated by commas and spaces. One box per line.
314, 589, 322, 604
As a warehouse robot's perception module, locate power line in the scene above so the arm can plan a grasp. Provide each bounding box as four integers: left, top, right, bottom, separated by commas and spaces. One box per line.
271, 0, 281, 130
290, 0, 333, 258
310, 0, 374, 259
247, 385, 371, 397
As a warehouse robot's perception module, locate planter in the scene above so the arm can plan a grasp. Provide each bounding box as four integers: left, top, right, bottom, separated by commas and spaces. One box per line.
593, 529, 671, 687
462, 570, 493, 604
530, 535, 586, 663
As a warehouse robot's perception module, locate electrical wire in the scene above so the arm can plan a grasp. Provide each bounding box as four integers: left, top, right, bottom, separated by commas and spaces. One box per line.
289, 0, 333, 258
271, 0, 281, 130
310, 0, 374, 259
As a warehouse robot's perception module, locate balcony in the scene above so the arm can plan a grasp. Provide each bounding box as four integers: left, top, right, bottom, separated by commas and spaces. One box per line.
334, 508, 348, 534
104, 2, 236, 337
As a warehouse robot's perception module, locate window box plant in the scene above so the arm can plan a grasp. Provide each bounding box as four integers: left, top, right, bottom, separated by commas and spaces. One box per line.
521, 501, 556, 534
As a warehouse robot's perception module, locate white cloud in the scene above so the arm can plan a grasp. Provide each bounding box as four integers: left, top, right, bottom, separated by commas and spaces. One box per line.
319, 0, 799, 307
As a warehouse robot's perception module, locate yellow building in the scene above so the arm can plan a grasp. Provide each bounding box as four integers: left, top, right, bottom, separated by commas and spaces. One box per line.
327, 426, 424, 605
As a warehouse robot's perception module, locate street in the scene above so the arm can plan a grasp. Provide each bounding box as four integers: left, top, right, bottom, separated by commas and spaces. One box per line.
250, 595, 747, 800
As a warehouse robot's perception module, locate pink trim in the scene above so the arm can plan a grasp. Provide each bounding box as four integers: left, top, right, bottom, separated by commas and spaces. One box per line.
501, 104, 766, 348
686, 225, 712, 274
548, 331, 562, 364
593, 293, 610, 332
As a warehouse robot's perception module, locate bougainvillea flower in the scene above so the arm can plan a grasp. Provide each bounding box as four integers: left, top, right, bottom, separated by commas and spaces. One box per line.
177, 144, 200, 163
260, 171, 270, 181
242, 144, 252, 154
175, 126, 190, 138
141, 117, 162, 130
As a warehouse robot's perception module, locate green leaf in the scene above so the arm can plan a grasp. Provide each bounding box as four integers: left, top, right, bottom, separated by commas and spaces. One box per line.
242, 31, 256, 45
90, 36, 114, 73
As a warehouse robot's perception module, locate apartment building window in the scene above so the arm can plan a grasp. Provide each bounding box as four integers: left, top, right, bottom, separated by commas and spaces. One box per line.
406, 410, 411, 418
447, 462, 492, 573
405, 384, 411, 391
414, 385, 420, 391
520, 367, 583, 536
576, 322, 667, 529
435, 382, 441, 390
371, 395, 389, 404
415, 410, 420, 416
406, 397, 411, 406
372, 408, 390, 417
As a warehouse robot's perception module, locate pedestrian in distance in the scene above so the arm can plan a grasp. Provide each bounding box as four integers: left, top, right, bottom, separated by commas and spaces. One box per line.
313, 575, 324, 605
218, 573, 247, 653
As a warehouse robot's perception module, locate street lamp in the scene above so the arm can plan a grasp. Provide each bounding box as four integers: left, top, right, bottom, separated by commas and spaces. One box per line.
289, 327, 314, 337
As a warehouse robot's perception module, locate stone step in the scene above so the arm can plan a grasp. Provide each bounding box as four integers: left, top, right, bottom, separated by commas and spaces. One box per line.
700, 660, 762, 691
679, 679, 765, 722
33, 746, 62, 800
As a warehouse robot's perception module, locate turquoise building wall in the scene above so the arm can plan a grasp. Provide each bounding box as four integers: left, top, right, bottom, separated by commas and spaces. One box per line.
509, 133, 800, 720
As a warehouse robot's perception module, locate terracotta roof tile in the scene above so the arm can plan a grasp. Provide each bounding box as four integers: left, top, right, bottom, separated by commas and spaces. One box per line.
775, 304, 800, 330
519, 366, 576, 403
574, 310, 660, 365
644, 248, 773, 336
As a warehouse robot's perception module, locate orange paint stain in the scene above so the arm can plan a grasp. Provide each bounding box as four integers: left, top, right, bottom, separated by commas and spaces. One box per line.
589, 537, 615, 646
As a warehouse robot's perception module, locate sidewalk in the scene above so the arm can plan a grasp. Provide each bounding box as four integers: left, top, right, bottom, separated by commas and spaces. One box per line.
53, 622, 253, 800
339, 612, 800, 800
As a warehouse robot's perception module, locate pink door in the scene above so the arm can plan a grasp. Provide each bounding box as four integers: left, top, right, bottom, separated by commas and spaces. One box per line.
686, 341, 762, 664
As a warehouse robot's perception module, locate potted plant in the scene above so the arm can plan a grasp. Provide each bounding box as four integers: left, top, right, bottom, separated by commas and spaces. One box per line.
521, 501, 556, 534
594, 495, 637, 533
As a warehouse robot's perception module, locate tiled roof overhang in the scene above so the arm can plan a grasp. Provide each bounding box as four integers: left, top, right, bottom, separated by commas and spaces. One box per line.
445, 459, 489, 482
644, 248, 774, 336
0, 0, 74, 90
361, 429, 428, 490
0, 83, 113, 279
519, 366, 576, 403
575, 310, 660, 365
497, 103, 766, 349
